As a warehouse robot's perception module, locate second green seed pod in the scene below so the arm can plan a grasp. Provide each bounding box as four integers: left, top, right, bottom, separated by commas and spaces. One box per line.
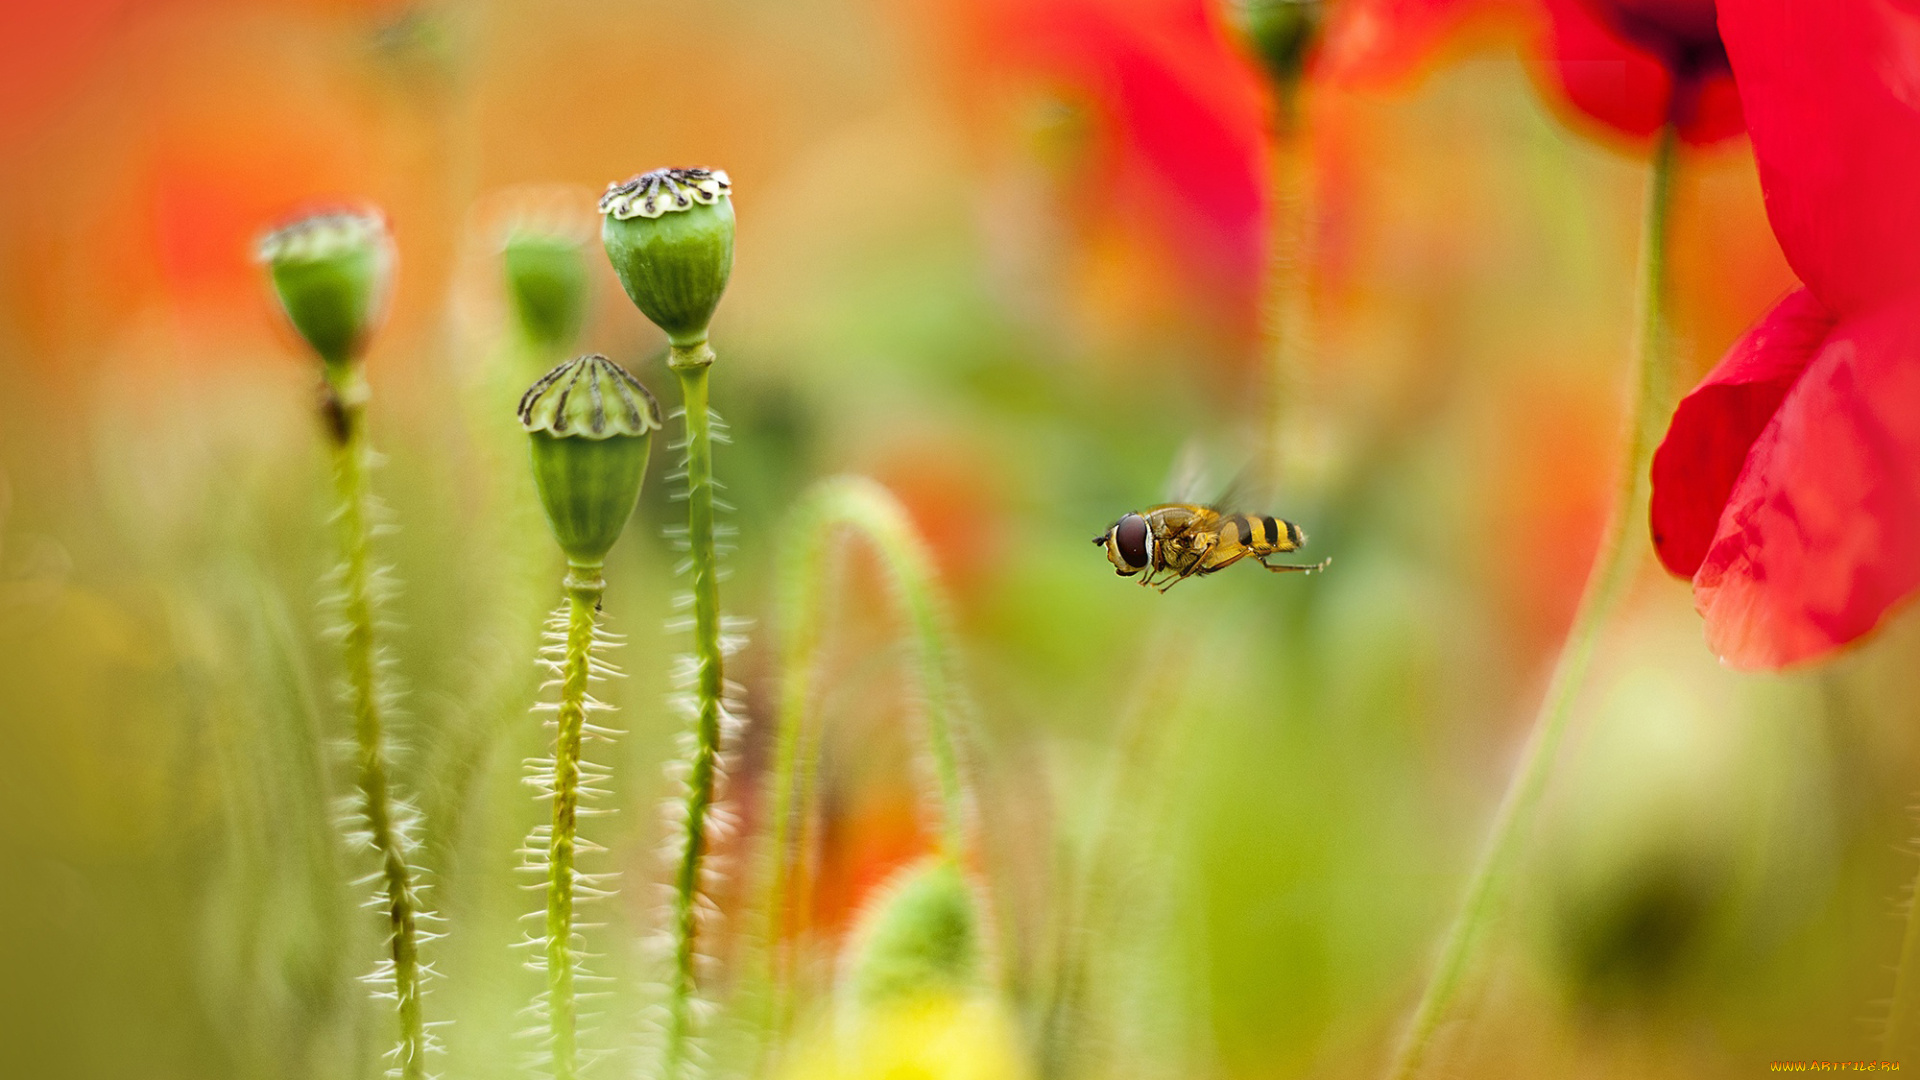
519, 354, 663, 568
258, 208, 394, 369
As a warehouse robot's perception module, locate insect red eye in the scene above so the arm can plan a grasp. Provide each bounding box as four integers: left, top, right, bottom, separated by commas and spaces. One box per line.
1115, 514, 1149, 569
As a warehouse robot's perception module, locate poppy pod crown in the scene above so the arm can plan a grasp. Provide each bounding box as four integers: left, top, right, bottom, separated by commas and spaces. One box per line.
519, 354, 662, 568
258, 207, 394, 368
599, 167, 735, 348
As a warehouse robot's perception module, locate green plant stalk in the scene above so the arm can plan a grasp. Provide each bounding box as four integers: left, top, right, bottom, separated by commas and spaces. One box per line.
547, 571, 602, 1080
759, 476, 969, 1047
1265, 96, 1317, 490
322, 362, 428, 1080
1038, 636, 1194, 1078
666, 344, 725, 1078
1384, 123, 1679, 1080
1888, 797, 1920, 1054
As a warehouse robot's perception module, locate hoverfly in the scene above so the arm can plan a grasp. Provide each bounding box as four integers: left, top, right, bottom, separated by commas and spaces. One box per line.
1094, 503, 1328, 592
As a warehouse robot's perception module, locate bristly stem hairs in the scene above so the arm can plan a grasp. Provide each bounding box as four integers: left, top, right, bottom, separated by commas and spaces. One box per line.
517, 354, 662, 1080
258, 208, 440, 1079
600, 167, 738, 1079
1384, 123, 1682, 1080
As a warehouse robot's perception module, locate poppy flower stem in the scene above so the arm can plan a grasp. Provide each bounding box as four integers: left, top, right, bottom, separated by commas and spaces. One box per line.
516, 354, 654, 1078
1385, 123, 1679, 1080
543, 573, 603, 1080
664, 347, 733, 1079
758, 477, 969, 1052
1265, 113, 1318, 487
1885, 848, 1920, 1054
322, 365, 432, 1080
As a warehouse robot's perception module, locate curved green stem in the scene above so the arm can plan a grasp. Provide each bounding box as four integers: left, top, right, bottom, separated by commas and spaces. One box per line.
759, 476, 969, 1046
1384, 123, 1679, 1080
322, 362, 429, 1080
547, 569, 602, 1080
666, 344, 726, 1079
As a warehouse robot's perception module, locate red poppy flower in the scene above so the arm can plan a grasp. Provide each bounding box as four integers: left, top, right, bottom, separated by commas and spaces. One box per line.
1320, 0, 1742, 145
964, 0, 1271, 337
1649, 0, 1920, 668
1527, 0, 1741, 144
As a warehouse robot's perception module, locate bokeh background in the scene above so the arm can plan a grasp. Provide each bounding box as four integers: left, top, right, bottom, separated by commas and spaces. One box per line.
2, 1, 1916, 1078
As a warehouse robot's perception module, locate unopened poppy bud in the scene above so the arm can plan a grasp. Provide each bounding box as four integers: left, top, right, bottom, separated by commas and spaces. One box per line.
258, 208, 394, 368
599, 167, 734, 347
1232, 0, 1323, 90
504, 231, 590, 351
843, 859, 982, 1010
518, 354, 662, 568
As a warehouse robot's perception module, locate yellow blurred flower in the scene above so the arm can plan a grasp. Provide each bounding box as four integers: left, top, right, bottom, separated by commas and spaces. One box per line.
779, 996, 1032, 1080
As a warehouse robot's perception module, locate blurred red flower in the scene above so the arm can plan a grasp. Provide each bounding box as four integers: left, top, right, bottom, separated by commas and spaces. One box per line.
967, 0, 1271, 337
1531, 0, 1742, 144
1321, 0, 1742, 145
1649, 0, 1920, 668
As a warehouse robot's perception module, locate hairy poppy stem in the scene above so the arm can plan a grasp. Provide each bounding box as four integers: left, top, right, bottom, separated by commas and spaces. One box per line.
1384, 123, 1679, 1080
324, 367, 431, 1080
545, 574, 601, 1080
516, 354, 655, 1078
597, 164, 736, 1076
1885, 837, 1920, 1053
758, 477, 969, 1054
665, 346, 729, 1079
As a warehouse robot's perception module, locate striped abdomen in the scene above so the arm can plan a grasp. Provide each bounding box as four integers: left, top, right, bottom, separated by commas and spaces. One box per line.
1223, 513, 1303, 554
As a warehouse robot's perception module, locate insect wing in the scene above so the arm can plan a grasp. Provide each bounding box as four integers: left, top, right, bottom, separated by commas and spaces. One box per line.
1162, 439, 1215, 506
1160, 438, 1273, 515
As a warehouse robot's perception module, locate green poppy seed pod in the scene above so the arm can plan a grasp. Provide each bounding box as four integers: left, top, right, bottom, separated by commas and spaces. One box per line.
504, 230, 590, 351
518, 354, 662, 568
599, 168, 734, 347
257, 208, 394, 369
1232, 0, 1324, 90
842, 859, 982, 1011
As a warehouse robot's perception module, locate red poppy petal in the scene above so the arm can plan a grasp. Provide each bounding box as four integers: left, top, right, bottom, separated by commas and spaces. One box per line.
1718, 0, 1920, 315
980, 0, 1269, 318
1650, 288, 1835, 578
1694, 300, 1920, 669
1534, 0, 1675, 141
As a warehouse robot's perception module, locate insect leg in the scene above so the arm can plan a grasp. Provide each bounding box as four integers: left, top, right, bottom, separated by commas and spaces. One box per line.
1257, 555, 1331, 574
1155, 556, 1213, 593
1154, 572, 1188, 594
1198, 549, 1249, 576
